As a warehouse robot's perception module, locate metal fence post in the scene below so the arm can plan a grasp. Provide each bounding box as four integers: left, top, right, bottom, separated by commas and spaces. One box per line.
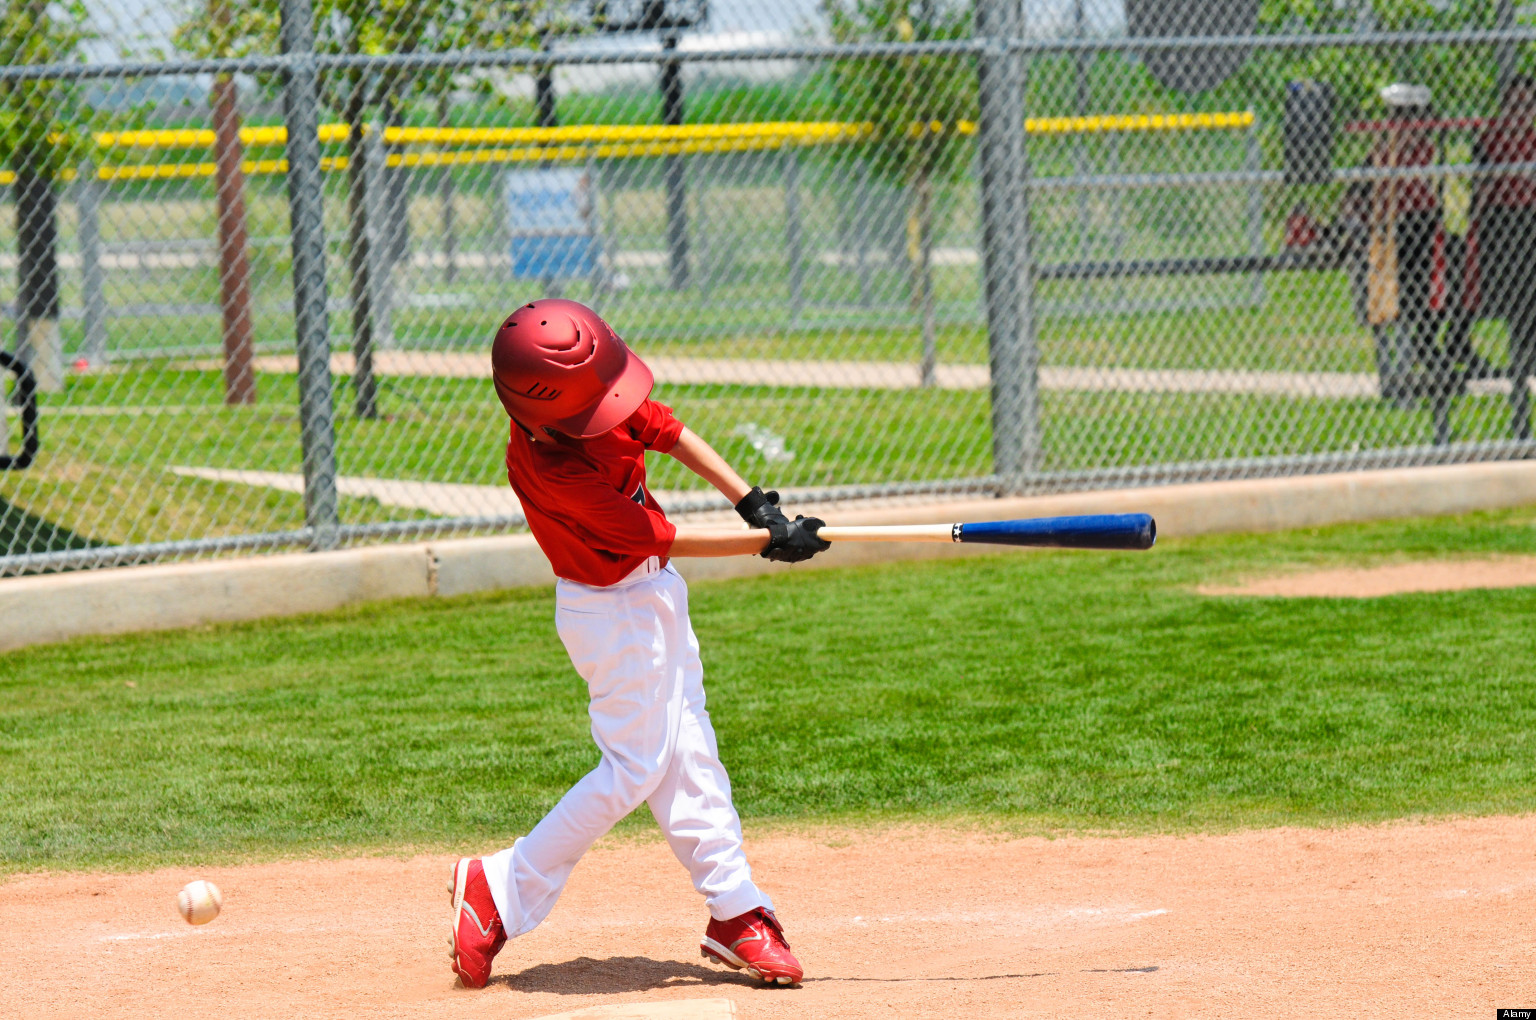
280, 0, 340, 550
586, 155, 611, 300
975, 0, 1040, 487
693, 154, 712, 302
1245, 115, 1266, 307
1496, 0, 1516, 98
364, 124, 395, 353
854, 159, 873, 308
536, 33, 558, 130
14, 159, 64, 394
437, 94, 457, 285
344, 84, 379, 420
1071, 0, 1091, 263
661, 30, 689, 290
784, 146, 804, 325
75, 163, 108, 367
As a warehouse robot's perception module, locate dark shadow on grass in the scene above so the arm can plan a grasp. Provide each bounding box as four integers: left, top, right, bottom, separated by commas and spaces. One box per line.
495, 956, 1155, 995
0, 495, 99, 572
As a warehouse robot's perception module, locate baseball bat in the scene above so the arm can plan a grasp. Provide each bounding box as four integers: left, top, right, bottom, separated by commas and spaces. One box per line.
816, 513, 1156, 551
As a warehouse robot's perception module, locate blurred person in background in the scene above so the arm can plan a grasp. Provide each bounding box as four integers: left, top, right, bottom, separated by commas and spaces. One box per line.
1365, 83, 1456, 405
1470, 73, 1536, 439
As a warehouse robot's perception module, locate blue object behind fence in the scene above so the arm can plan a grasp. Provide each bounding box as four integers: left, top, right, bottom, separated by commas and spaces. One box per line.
505, 168, 599, 281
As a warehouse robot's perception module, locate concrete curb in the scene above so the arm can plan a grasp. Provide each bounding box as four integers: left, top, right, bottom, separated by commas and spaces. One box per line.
4, 459, 1536, 652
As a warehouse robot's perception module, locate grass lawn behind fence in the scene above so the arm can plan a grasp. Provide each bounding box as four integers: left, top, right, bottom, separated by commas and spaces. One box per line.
3, 508, 1536, 872
12, 256, 1394, 373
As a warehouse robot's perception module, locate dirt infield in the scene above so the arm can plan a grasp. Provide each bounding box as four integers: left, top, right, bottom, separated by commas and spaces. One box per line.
2, 816, 1532, 1019
1200, 555, 1536, 598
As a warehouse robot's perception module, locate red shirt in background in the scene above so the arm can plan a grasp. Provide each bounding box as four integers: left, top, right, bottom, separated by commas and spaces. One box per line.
1479, 119, 1536, 208
505, 398, 686, 587
1373, 132, 1440, 213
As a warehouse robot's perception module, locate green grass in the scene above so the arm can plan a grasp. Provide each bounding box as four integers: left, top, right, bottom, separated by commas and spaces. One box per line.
4, 508, 1536, 872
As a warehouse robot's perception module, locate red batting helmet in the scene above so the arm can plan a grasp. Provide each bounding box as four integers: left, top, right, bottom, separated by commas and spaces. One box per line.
490, 299, 654, 437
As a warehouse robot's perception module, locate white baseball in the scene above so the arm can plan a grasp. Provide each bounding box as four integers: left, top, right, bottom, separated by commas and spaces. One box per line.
177, 880, 222, 925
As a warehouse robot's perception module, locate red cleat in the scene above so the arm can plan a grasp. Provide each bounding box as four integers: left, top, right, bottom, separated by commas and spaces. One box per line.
700, 907, 803, 985
447, 857, 506, 988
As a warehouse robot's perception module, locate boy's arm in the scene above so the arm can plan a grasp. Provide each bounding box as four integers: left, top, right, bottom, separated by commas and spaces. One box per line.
667, 425, 788, 528
666, 426, 751, 503
668, 527, 771, 557
669, 522, 828, 560
664, 425, 828, 561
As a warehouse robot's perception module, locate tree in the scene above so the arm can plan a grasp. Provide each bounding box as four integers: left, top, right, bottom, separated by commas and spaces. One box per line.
1225, 1, 1524, 124
176, 0, 545, 418
173, 0, 272, 405
0, 0, 94, 394
318, 0, 546, 416
826, 0, 977, 386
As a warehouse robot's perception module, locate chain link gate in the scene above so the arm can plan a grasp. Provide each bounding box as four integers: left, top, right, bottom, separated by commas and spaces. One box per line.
4, 1, 1536, 575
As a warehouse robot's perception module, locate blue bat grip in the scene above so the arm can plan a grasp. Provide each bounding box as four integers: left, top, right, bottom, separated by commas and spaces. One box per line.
956, 513, 1156, 550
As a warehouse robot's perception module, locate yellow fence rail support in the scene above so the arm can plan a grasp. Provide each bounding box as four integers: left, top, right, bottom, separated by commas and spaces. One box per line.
90, 111, 1251, 148
0, 113, 1254, 186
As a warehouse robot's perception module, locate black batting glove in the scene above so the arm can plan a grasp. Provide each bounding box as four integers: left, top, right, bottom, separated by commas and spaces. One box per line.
762, 515, 831, 563
735, 485, 790, 530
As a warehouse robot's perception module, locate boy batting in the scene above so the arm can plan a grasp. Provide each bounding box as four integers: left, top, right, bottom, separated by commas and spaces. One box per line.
448, 298, 829, 989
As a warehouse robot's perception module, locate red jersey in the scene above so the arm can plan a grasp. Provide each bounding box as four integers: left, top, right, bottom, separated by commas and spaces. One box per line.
1479, 119, 1536, 208
505, 398, 685, 587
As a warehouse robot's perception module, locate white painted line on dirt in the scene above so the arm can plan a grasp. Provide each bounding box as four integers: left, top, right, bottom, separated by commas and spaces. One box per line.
524, 999, 737, 1020
1063, 907, 1169, 923
100, 931, 194, 942
844, 906, 1166, 928
1437, 874, 1536, 899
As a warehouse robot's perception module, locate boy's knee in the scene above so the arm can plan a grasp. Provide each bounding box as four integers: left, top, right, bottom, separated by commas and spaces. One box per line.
600, 752, 669, 807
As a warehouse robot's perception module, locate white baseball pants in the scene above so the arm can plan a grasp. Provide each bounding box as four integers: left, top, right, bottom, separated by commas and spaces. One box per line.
481, 559, 772, 938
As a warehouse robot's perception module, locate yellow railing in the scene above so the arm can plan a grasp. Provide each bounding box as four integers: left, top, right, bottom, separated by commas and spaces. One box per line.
92, 111, 1250, 148
1025, 111, 1253, 135
0, 112, 1253, 185
91, 120, 871, 149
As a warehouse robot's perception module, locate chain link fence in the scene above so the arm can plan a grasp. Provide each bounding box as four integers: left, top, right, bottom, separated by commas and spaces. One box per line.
4, 0, 1536, 574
